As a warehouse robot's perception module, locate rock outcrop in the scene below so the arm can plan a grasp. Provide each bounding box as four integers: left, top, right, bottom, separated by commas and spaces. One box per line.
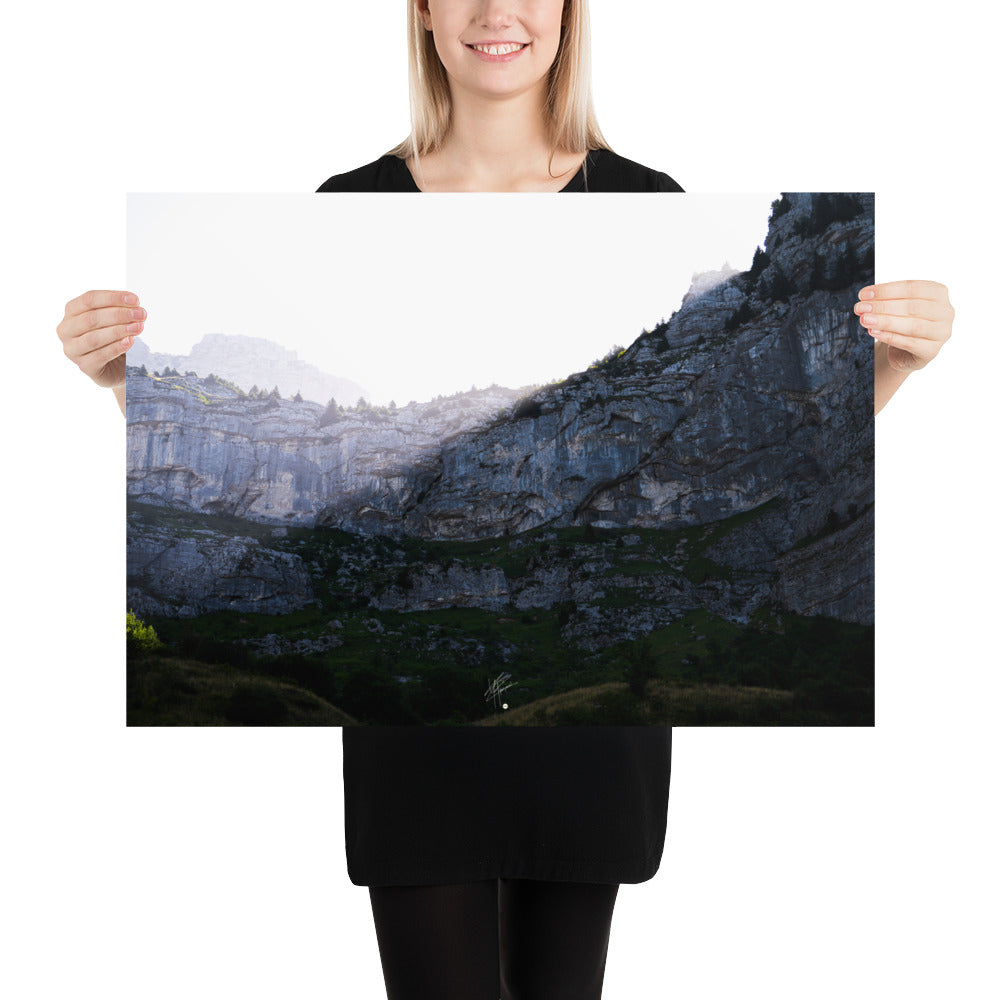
127, 514, 314, 617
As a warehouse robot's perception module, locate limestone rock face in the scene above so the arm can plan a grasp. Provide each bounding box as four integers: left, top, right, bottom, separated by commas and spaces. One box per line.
371, 563, 511, 613
127, 512, 314, 617
127, 193, 874, 625
127, 382, 527, 527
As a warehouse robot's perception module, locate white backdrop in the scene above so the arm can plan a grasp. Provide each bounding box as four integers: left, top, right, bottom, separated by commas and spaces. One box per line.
2, 3, 996, 998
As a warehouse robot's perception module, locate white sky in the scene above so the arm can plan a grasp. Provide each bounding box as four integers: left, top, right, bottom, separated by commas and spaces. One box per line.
128, 193, 778, 405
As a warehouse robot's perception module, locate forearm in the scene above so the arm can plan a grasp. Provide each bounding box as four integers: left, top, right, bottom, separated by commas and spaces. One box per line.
873, 340, 910, 416
113, 383, 126, 418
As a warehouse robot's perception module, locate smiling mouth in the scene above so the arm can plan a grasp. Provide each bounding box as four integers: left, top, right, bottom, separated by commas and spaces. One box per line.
467, 42, 529, 56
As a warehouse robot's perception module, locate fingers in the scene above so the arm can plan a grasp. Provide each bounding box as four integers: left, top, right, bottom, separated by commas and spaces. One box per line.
863, 327, 931, 359
60, 308, 145, 358
856, 281, 953, 319
853, 280, 954, 374
862, 316, 943, 372
854, 296, 952, 323
63, 289, 139, 318
57, 289, 146, 389
857, 279, 949, 302
856, 311, 939, 341
57, 292, 146, 356
81, 335, 135, 379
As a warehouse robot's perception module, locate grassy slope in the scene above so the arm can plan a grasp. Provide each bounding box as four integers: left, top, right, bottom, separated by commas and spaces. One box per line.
127, 654, 864, 727
127, 655, 357, 727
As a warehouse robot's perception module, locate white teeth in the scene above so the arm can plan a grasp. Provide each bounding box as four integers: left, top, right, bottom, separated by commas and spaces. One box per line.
472, 43, 526, 56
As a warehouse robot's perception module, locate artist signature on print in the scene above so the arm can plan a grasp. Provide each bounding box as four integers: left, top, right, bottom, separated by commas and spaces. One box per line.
484, 672, 515, 710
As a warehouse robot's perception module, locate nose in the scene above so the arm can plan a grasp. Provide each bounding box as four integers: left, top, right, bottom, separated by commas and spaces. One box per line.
477, 1, 516, 31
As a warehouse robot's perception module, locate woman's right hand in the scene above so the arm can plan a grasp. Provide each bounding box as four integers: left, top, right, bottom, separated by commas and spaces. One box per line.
57, 290, 146, 390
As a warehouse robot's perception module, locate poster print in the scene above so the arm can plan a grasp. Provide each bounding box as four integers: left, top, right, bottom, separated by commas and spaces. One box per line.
126, 192, 874, 727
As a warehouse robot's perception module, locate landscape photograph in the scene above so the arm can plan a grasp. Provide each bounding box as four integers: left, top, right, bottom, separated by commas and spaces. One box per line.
126, 192, 875, 727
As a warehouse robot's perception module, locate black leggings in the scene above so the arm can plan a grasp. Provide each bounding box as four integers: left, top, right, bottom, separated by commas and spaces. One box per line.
368, 878, 620, 1000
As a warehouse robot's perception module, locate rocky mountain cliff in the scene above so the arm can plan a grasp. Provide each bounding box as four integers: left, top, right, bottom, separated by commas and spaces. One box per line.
127, 193, 874, 633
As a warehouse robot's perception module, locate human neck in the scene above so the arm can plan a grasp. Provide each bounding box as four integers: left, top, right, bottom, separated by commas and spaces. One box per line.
409, 83, 585, 192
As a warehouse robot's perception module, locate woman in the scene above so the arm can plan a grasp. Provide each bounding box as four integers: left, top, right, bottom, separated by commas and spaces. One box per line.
56, 2, 953, 997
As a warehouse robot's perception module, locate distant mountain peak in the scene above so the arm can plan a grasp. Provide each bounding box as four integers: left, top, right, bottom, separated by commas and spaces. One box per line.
128, 331, 368, 406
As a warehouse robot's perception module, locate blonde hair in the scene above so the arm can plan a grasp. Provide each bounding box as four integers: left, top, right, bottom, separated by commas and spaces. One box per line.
388, 0, 611, 163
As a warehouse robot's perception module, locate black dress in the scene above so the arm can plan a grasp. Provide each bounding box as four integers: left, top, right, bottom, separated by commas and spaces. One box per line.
318, 149, 682, 887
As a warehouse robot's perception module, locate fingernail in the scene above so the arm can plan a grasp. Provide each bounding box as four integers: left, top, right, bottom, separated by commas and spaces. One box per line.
126, 322, 143, 333
859, 287, 875, 300
123, 293, 138, 306
856, 303, 872, 314
122, 336, 134, 349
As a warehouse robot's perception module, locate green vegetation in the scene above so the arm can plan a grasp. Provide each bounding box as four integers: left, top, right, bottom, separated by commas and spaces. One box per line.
792, 193, 865, 237
724, 298, 757, 332
512, 396, 544, 420
141, 368, 250, 406
747, 245, 770, 282
588, 344, 626, 371
126, 655, 357, 726
617, 635, 658, 697
126, 609, 162, 656
202, 373, 246, 396
480, 679, 798, 726
769, 193, 792, 221
319, 396, 342, 427
127, 601, 872, 726
128, 499, 872, 726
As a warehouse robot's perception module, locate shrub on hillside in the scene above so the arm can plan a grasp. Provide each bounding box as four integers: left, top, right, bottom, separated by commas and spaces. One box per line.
126, 609, 162, 656
619, 636, 659, 698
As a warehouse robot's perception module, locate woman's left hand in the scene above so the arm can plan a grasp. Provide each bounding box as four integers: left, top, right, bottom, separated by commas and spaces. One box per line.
854, 280, 954, 372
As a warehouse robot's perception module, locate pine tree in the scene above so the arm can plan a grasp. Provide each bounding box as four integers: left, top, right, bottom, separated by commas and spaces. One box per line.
769, 194, 792, 220
767, 264, 792, 303
319, 397, 340, 428
748, 245, 770, 283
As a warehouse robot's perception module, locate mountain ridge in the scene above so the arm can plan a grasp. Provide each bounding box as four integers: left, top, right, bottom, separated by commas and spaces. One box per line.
127, 193, 874, 635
